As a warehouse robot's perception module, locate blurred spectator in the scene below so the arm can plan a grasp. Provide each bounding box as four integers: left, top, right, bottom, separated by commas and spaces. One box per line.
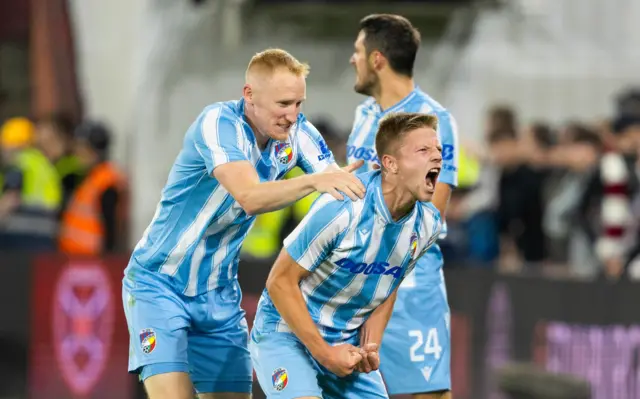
577, 116, 640, 279
58, 121, 128, 255
0, 117, 62, 251
544, 124, 604, 274
35, 112, 85, 213
490, 128, 547, 269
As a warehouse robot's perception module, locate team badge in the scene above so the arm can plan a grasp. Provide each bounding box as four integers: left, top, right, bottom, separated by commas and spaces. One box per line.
272, 367, 288, 391
275, 142, 293, 164
410, 232, 418, 258
140, 329, 156, 354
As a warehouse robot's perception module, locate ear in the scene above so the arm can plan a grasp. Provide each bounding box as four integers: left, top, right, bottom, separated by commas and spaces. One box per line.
242, 84, 253, 103
381, 153, 398, 174
370, 50, 385, 71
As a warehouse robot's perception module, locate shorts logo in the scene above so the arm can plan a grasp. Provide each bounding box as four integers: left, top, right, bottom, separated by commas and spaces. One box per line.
140, 329, 156, 354
410, 232, 418, 258
272, 367, 288, 391
275, 142, 293, 164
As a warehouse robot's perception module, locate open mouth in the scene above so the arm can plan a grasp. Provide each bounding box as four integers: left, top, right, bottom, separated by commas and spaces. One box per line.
425, 167, 441, 191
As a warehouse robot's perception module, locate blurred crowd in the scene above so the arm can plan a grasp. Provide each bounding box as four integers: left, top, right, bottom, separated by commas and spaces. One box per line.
442, 87, 640, 280
0, 113, 128, 255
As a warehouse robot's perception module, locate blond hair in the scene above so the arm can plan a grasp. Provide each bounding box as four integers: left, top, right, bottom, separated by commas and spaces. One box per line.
375, 112, 438, 158
245, 48, 310, 80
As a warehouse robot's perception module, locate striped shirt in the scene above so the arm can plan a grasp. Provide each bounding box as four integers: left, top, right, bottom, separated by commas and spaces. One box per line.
253, 171, 442, 344
347, 87, 459, 286
125, 99, 335, 296
347, 86, 459, 187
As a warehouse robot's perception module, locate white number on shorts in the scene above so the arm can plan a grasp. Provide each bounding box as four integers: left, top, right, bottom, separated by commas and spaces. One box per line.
409, 328, 442, 362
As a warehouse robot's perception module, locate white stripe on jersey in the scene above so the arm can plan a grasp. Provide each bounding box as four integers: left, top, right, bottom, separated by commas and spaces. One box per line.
126, 99, 336, 296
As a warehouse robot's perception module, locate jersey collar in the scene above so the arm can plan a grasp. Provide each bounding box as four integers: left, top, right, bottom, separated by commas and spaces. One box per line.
372, 172, 417, 225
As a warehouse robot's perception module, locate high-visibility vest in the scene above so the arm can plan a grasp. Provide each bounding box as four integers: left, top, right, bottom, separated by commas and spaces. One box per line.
59, 162, 126, 255
0, 148, 62, 237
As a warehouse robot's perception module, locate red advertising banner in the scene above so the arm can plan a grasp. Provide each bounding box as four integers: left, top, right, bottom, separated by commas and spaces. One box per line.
29, 256, 135, 399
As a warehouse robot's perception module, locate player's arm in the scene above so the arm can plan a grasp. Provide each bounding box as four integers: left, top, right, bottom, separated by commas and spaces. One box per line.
195, 110, 365, 215
360, 287, 398, 348
266, 250, 331, 358
266, 198, 361, 376
432, 111, 460, 218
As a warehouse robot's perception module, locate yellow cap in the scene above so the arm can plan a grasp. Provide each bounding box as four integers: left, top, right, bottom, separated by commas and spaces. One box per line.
1, 117, 34, 149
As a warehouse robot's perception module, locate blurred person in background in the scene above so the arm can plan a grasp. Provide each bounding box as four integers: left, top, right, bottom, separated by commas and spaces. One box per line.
346, 14, 459, 399
488, 127, 546, 270
577, 116, 640, 279
0, 117, 61, 251
34, 112, 85, 213
543, 125, 604, 275
444, 105, 520, 267
58, 121, 128, 256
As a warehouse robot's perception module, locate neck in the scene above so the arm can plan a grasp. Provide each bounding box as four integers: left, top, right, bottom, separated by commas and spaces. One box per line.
374, 73, 415, 111
381, 173, 416, 221
243, 106, 270, 149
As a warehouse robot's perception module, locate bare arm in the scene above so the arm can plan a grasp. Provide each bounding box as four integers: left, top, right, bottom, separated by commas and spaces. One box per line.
266, 249, 332, 359
213, 161, 364, 216
359, 287, 399, 348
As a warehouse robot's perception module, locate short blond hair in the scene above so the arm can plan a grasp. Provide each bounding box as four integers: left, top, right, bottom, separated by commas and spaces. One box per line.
375, 112, 438, 158
245, 48, 310, 79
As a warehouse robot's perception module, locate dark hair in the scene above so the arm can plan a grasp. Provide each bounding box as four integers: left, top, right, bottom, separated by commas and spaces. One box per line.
487, 105, 517, 131
487, 128, 518, 144
359, 14, 420, 78
530, 122, 556, 149
375, 112, 438, 159
570, 125, 602, 148
37, 111, 75, 139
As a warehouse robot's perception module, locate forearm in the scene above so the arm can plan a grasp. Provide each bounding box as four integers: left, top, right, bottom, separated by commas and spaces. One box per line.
267, 276, 331, 359
360, 290, 398, 346
239, 173, 316, 215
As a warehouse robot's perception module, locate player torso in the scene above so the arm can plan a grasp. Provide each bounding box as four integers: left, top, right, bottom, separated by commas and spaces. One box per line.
257, 172, 441, 343
129, 101, 305, 294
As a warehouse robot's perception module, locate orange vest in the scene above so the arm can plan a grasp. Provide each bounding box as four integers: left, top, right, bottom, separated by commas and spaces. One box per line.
59, 162, 126, 256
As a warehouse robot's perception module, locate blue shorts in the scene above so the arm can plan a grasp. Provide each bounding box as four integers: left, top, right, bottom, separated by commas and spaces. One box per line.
250, 330, 388, 399
380, 251, 451, 394
122, 265, 252, 394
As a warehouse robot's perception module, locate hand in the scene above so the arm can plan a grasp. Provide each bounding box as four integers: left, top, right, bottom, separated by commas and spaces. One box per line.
311, 161, 366, 201
356, 342, 380, 373
316, 343, 363, 377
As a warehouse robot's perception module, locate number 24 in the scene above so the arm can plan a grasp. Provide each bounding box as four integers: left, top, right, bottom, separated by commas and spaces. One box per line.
409, 328, 442, 361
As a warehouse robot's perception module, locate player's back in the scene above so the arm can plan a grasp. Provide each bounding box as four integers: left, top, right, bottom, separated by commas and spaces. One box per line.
127, 99, 328, 296
347, 87, 458, 185
253, 171, 442, 344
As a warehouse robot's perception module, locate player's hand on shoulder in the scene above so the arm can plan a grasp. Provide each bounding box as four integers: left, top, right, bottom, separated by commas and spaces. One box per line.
317, 343, 363, 377
311, 161, 366, 202
356, 342, 380, 373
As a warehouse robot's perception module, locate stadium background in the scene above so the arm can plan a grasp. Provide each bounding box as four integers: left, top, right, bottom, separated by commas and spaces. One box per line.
1, 0, 639, 398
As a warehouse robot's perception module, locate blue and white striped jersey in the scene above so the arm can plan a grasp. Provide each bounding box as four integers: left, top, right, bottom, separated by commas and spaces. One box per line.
253, 171, 442, 344
347, 87, 459, 286
347, 87, 459, 188
125, 99, 335, 296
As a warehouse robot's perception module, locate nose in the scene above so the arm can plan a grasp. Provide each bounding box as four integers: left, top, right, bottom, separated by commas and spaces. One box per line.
349, 54, 356, 65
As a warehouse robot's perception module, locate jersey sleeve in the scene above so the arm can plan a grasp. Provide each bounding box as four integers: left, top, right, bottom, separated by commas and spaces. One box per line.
194, 107, 248, 175
295, 120, 336, 174
284, 195, 350, 272
435, 111, 459, 188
